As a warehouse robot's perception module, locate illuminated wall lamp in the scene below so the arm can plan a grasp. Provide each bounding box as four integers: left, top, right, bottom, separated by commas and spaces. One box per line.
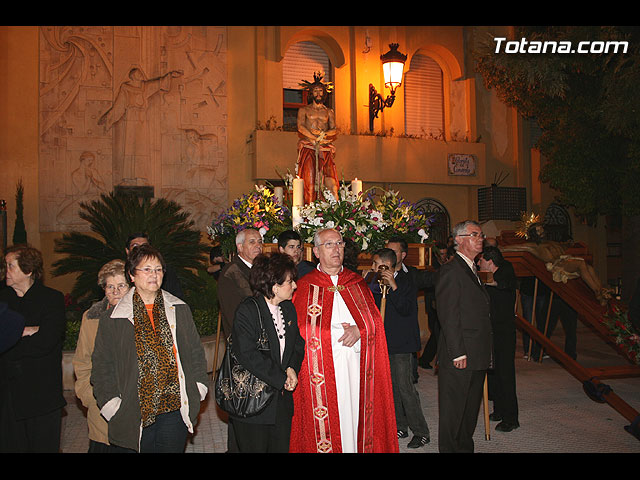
369, 43, 407, 132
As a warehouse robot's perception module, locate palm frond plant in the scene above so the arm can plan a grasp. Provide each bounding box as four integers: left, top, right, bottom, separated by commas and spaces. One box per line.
52, 192, 209, 303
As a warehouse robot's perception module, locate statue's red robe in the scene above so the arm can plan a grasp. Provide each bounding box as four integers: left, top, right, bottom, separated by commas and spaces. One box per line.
290, 267, 399, 453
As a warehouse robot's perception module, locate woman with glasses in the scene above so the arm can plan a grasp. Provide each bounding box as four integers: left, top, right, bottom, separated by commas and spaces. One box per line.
91, 244, 209, 452
73, 259, 131, 452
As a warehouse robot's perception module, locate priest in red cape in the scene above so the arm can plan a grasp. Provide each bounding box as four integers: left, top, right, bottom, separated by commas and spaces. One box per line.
289, 228, 399, 453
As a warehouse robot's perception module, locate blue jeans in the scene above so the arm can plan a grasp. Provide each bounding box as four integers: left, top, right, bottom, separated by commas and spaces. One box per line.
140, 409, 188, 453
389, 353, 430, 438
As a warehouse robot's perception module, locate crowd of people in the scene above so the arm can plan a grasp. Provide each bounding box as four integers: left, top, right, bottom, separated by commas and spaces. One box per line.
1, 218, 614, 453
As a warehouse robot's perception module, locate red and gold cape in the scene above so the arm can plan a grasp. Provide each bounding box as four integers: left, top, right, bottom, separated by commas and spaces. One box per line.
290, 267, 398, 453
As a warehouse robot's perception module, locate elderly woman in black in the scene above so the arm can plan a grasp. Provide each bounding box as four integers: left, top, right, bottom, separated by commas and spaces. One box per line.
229, 252, 305, 453
91, 244, 209, 453
0, 245, 66, 453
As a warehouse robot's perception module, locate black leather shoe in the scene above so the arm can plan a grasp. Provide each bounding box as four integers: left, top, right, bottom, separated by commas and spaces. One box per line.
397, 429, 408, 439
489, 412, 502, 422
495, 421, 520, 432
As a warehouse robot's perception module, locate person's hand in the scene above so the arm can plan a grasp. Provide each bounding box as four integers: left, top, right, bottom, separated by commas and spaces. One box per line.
453, 357, 467, 369
378, 268, 397, 290
339, 323, 360, 347
284, 367, 298, 391
22, 326, 39, 337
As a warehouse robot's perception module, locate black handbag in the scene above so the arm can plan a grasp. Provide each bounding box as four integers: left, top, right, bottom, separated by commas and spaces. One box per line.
214, 297, 276, 417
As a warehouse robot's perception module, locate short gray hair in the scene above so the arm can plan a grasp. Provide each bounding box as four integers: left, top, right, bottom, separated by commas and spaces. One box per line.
236, 228, 259, 246
451, 220, 481, 250
98, 259, 126, 288
313, 228, 342, 246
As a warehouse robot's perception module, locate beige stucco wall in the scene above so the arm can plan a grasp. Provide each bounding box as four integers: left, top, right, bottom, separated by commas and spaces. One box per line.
0, 26, 41, 248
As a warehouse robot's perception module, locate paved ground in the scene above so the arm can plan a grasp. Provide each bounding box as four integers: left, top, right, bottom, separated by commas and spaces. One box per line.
60, 322, 640, 454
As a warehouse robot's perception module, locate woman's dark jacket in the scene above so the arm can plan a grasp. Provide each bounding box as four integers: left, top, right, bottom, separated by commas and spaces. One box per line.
230, 295, 305, 425
0, 281, 67, 420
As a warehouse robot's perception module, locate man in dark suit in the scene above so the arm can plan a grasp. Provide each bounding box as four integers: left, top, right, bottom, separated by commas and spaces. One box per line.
218, 228, 263, 338
435, 220, 492, 453
217, 228, 263, 453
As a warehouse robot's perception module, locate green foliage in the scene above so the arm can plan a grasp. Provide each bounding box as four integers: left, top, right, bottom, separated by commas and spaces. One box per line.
474, 26, 640, 221
12, 178, 27, 245
52, 192, 209, 303
183, 268, 220, 337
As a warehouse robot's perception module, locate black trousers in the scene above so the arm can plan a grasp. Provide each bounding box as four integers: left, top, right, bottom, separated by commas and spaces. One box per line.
487, 325, 518, 423
230, 396, 292, 453
0, 405, 62, 453
438, 367, 485, 453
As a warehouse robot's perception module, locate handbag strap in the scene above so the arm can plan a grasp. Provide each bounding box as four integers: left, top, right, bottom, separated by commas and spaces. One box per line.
249, 297, 270, 351
249, 296, 264, 329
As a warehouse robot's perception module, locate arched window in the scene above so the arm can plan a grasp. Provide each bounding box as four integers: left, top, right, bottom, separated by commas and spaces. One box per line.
415, 197, 450, 247
544, 203, 572, 242
404, 53, 444, 139
282, 41, 332, 131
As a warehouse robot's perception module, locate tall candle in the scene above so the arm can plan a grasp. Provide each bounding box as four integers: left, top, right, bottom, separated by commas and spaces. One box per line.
293, 177, 304, 206
273, 186, 284, 204
351, 178, 362, 197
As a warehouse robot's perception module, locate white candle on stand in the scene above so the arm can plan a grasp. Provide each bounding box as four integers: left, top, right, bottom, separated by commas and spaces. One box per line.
274, 186, 284, 204
351, 178, 362, 197
293, 177, 304, 206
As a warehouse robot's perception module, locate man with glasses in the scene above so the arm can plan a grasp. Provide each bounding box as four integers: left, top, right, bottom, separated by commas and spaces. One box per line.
277, 230, 315, 279
435, 220, 492, 453
290, 228, 398, 453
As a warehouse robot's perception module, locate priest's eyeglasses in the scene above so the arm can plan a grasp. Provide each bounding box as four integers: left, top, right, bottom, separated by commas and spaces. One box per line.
458, 232, 486, 239
318, 241, 346, 249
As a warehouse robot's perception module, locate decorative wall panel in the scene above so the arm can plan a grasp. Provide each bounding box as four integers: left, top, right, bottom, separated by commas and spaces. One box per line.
39, 26, 228, 232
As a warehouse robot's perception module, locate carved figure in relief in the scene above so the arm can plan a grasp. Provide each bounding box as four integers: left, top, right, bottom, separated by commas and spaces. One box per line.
296, 72, 339, 205
55, 151, 106, 226
98, 66, 183, 186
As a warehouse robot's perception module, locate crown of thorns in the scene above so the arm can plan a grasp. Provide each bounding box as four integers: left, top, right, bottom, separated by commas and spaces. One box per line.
299, 72, 334, 94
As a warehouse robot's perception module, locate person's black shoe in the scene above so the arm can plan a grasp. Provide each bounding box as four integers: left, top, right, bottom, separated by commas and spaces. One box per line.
397, 429, 408, 439
495, 421, 520, 432
407, 435, 430, 448
489, 412, 502, 422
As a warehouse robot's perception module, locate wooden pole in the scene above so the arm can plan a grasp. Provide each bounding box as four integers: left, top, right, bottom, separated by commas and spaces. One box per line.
527, 278, 539, 361
483, 373, 490, 440
379, 284, 389, 321
539, 291, 555, 363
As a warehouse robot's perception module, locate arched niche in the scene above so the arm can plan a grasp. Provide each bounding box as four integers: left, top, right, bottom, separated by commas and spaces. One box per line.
278, 29, 346, 69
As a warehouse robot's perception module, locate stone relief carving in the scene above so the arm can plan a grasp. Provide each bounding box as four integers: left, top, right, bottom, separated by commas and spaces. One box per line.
38, 26, 228, 232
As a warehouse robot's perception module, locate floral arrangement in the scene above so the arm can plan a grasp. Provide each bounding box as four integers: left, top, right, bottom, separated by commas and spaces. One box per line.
297, 185, 432, 252
374, 188, 432, 246
602, 305, 640, 364
297, 184, 387, 251
207, 185, 291, 257
207, 183, 432, 256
